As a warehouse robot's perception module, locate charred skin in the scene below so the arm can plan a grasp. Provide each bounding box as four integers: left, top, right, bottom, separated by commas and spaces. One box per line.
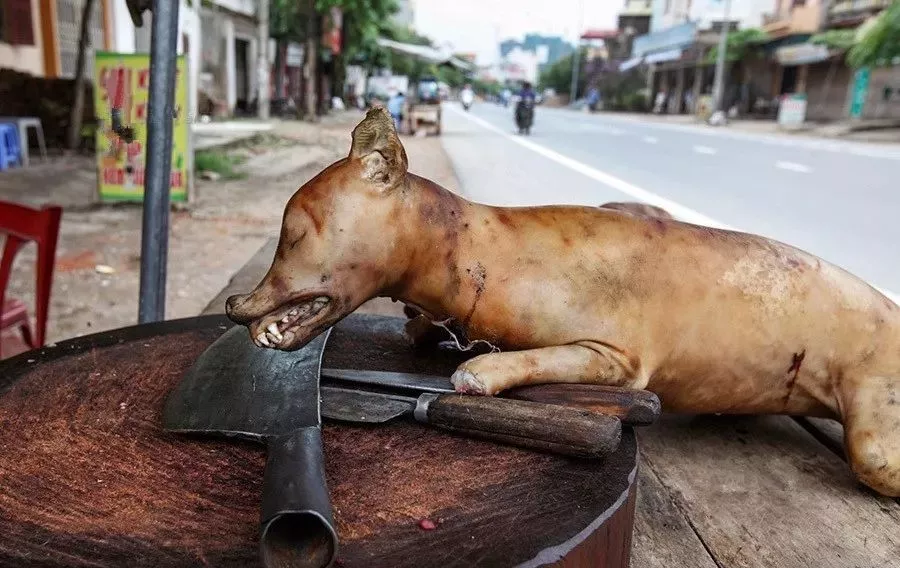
227, 107, 900, 497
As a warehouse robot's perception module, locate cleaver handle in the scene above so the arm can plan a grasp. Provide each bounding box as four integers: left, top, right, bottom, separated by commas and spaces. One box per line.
415, 394, 622, 459
260, 427, 338, 568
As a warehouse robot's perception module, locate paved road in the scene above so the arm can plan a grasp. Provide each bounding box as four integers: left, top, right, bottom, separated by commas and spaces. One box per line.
437, 103, 900, 302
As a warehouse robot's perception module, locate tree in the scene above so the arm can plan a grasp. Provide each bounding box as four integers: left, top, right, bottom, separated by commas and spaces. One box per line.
66, 0, 96, 152
848, 1, 900, 68
704, 28, 769, 63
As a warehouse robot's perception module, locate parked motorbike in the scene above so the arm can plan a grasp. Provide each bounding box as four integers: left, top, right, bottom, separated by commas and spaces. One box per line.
515, 98, 535, 135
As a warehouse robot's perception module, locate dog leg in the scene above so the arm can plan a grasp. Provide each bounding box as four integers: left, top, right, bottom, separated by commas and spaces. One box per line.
841, 375, 900, 497
450, 341, 640, 396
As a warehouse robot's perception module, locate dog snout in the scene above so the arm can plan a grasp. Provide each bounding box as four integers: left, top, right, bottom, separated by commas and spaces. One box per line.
225, 293, 254, 324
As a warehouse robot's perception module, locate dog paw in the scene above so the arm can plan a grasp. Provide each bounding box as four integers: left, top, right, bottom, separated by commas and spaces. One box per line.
451, 369, 488, 395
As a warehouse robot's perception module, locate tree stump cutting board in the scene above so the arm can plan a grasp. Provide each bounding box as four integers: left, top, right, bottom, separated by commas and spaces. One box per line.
0, 313, 638, 567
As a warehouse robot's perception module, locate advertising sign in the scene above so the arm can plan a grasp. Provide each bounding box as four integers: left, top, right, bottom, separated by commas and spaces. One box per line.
849, 67, 870, 119
778, 93, 808, 127
94, 51, 190, 203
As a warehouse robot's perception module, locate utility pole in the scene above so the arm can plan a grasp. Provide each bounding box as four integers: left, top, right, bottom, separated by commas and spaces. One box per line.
138, 0, 180, 323
710, 0, 732, 120
568, 0, 585, 102
257, 0, 270, 119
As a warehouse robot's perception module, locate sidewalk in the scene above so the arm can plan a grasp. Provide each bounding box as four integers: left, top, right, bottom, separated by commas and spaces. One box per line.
586, 110, 900, 144
1, 111, 461, 349
570, 109, 900, 144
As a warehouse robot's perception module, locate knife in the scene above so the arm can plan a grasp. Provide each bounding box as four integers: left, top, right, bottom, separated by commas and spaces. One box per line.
320, 368, 661, 426
320, 385, 622, 459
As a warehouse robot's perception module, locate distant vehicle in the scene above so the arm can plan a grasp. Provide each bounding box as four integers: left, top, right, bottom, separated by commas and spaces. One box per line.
460, 84, 475, 111
515, 97, 535, 135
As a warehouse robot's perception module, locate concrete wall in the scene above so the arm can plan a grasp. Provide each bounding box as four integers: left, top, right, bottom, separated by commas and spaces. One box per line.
804, 61, 853, 121
0, 0, 44, 76
652, 0, 778, 31
689, 0, 776, 30
861, 66, 900, 120
113, 0, 200, 120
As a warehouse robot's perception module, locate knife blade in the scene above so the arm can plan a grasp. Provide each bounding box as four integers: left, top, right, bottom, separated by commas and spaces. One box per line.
320, 368, 660, 426
320, 385, 621, 459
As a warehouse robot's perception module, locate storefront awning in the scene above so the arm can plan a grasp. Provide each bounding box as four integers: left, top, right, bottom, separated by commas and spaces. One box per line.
775, 43, 831, 66
376, 38, 474, 71
646, 49, 683, 64
618, 57, 643, 71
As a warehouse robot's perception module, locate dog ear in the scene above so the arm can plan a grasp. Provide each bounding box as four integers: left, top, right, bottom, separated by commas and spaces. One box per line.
349, 106, 409, 188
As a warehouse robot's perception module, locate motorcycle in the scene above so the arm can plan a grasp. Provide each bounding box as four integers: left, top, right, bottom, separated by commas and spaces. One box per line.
515, 98, 535, 135
461, 90, 474, 112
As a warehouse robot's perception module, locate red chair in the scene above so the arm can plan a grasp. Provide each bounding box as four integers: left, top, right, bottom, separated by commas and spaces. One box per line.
0, 202, 62, 358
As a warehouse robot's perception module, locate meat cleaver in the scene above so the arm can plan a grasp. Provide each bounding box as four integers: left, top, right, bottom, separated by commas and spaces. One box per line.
162, 325, 338, 568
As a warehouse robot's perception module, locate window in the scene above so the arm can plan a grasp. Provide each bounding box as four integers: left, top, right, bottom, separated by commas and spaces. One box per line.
0, 0, 36, 46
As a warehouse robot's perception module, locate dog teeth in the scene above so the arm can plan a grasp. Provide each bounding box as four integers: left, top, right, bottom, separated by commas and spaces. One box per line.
267, 323, 283, 342
288, 308, 299, 316
257, 332, 271, 347
282, 316, 291, 324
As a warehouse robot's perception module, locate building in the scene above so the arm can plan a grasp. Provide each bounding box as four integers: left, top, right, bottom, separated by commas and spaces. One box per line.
0, 0, 50, 77
198, 0, 264, 117
111, 0, 202, 121
632, 0, 779, 116
500, 34, 573, 75
0, 0, 112, 79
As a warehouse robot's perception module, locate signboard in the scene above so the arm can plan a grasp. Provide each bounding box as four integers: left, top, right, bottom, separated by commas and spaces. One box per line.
286, 42, 305, 67
778, 93, 807, 127
633, 22, 697, 58
94, 52, 189, 203
321, 7, 343, 54
849, 67, 870, 119
775, 43, 830, 66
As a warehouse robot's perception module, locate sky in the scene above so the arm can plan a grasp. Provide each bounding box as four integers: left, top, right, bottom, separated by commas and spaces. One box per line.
413, 0, 621, 65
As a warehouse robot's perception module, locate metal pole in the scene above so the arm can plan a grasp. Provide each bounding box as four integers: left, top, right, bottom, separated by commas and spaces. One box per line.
258, 0, 271, 119
569, 0, 585, 103
569, 43, 582, 102
138, 0, 180, 323
711, 0, 732, 115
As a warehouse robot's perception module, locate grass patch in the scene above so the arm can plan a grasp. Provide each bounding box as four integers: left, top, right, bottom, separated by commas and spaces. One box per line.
194, 151, 247, 180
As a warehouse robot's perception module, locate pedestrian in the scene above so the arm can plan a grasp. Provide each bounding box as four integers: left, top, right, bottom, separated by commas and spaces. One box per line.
654, 90, 667, 114
587, 86, 601, 112
387, 90, 406, 133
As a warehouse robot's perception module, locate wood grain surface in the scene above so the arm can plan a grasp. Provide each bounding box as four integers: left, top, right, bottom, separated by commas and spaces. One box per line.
0, 314, 638, 568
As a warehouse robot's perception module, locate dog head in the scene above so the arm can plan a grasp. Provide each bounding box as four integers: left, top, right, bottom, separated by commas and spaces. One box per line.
226, 107, 409, 350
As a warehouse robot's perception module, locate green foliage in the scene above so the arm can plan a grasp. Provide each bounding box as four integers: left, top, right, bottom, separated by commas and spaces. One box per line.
811, 29, 857, 51
705, 28, 769, 63
317, 0, 399, 63
539, 50, 580, 94
195, 151, 247, 180
848, 0, 900, 68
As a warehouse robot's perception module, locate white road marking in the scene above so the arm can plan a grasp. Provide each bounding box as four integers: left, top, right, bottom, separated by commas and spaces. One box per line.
643, 136, 658, 144
693, 145, 717, 155
448, 106, 900, 305
776, 161, 811, 173
580, 124, 624, 135
544, 108, 900, 160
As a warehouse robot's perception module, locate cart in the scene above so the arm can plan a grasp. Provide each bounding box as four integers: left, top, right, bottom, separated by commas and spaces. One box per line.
407, 76, 442, 136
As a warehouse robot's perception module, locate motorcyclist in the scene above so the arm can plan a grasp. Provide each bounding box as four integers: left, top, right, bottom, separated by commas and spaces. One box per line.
515, 82, 537, 135
517, 82, 537, 105
460, 83, 475, 110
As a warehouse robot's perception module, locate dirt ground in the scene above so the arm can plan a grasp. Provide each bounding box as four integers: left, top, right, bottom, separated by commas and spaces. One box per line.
2, 111, 462, 350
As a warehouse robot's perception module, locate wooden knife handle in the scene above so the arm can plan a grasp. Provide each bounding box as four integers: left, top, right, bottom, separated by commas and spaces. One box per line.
502, 385, 661, 426
419, 394, 622, 459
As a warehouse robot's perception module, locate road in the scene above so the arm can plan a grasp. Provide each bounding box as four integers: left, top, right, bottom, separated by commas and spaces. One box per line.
436, 102, 900, 302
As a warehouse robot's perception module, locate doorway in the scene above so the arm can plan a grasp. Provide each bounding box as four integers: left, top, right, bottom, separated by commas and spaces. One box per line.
235, 38, 250, 112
